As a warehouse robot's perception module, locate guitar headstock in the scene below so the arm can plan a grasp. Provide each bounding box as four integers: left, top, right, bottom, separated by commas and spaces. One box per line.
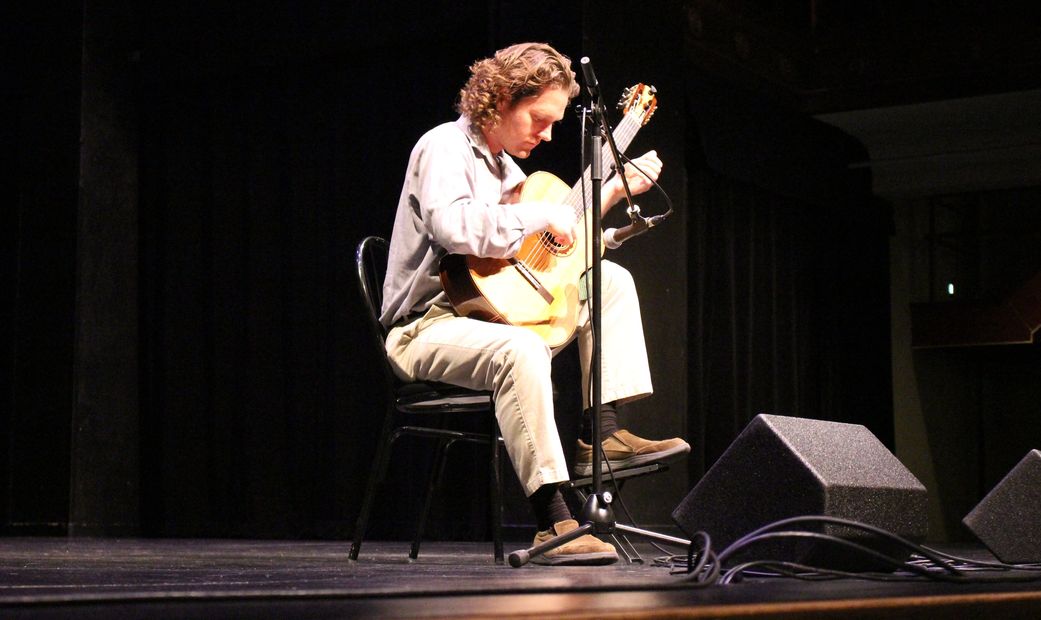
618, 84, 658, 126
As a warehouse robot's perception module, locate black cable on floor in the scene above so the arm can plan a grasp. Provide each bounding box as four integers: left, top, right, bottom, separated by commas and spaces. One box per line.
672, 514, 1041, 587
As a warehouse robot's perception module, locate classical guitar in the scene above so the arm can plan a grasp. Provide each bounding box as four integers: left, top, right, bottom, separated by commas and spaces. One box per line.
438, 84, 658, 348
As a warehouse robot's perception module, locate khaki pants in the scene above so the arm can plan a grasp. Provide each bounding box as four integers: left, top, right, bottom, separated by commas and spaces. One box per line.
385, 260, 653, 496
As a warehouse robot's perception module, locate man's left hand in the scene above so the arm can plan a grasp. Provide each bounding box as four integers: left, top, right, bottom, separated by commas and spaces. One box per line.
618, 150, 662, 196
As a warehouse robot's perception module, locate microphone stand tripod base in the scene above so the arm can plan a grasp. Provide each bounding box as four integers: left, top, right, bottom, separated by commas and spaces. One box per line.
507, 492, 691, 567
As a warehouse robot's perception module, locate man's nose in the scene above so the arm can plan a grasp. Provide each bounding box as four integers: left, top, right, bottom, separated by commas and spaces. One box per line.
537, 125, 552, 142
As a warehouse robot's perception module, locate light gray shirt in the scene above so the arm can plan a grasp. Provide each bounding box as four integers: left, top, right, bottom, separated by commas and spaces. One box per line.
380, 116, 558, 327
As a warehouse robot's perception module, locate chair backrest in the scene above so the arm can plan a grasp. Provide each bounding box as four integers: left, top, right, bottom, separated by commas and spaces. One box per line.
355, 235, 494, 412
355, 235, 391, 352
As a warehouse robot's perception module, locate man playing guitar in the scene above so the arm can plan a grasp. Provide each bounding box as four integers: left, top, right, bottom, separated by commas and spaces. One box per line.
380, 42, 689, 566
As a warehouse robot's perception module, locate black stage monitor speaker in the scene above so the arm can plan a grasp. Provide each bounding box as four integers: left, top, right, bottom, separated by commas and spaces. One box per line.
672, 414, 928, 568
963, 449, 1041, 564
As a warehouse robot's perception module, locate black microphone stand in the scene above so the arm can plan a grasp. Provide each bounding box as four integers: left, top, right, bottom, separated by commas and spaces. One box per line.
507, 57, 689, 568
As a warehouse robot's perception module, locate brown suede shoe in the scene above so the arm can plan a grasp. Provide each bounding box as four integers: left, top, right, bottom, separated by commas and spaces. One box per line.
574, 429, 690, 476
529, 519, 618, 566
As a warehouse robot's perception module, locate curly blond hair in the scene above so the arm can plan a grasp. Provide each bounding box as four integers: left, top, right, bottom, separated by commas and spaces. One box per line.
456, 42, 580, 131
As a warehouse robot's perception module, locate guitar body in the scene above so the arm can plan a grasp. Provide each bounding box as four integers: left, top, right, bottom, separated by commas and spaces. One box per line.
439, 171, 599, 348
438, 84, 658, 348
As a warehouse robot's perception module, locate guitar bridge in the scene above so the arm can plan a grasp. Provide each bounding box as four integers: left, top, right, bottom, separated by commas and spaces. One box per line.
509, 258, 554, 305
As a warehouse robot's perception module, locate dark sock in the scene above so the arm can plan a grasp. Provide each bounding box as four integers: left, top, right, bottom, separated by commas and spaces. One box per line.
580, 402, 618, 444
529, 484, 571, 532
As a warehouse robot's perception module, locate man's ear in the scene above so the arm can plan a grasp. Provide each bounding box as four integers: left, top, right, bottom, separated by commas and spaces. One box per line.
495, 90, 513, 115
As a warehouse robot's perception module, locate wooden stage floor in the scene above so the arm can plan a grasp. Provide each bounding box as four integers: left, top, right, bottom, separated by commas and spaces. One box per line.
2, 538, 1041, 619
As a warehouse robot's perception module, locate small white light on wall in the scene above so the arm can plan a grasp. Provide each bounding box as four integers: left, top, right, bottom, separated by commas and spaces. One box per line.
947, 283, 955, 296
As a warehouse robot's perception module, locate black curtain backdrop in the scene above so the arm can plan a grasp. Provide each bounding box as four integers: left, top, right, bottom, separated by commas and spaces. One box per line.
5, 2, 83, 535
133, 2, 583, 539
685, 74, 893, 475
6, 2, 892, 539
135, 31, 495, 537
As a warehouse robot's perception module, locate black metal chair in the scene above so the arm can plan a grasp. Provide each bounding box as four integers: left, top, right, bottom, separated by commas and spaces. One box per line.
350, 236, 504, 563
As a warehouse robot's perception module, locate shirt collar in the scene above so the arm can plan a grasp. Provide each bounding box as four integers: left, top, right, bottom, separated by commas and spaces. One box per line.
455, 115, 524, 191
455, 115, 501, 164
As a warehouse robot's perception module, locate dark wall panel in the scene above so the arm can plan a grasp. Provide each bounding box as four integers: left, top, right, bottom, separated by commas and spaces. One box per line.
70, 0, 142, 536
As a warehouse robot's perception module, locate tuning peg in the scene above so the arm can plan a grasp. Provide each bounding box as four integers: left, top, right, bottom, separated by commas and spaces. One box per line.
617, 87, 634, 108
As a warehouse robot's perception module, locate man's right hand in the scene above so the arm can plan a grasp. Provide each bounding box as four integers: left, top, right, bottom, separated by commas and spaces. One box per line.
545, 205, 577, 246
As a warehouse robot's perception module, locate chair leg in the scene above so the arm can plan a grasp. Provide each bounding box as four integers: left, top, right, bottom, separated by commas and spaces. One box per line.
410, 437, 453, 560
490, 416, 504, 564
350, 406, 398, 561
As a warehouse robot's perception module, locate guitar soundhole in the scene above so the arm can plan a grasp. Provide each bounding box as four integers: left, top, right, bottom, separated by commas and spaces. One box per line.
539, 232, 575, 257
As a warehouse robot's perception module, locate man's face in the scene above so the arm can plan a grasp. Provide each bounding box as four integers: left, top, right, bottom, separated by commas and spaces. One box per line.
485, 86, 569, 159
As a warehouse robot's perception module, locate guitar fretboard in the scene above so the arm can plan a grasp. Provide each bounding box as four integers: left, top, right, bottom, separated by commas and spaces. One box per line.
564, 111, 646, 216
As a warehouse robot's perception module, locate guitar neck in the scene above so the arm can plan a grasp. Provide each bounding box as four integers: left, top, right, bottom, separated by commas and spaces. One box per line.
565, 112, 644, 215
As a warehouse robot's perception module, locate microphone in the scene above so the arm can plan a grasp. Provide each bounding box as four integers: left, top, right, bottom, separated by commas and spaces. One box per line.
603, 212, 669, 249
579, 56, 599, 99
